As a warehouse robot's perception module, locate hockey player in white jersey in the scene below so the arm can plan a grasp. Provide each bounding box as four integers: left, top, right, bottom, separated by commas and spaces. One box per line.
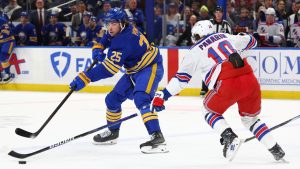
254, 8, 285, 47
287, 9, 300, 47
152, 20, 285, 161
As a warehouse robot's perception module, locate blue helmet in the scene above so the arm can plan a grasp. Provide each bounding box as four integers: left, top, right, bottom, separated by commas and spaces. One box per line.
20, 11, 29, 18
104, 7, 127, 23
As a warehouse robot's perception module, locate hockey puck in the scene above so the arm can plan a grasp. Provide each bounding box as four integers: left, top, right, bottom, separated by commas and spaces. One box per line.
18, 161, 26, 164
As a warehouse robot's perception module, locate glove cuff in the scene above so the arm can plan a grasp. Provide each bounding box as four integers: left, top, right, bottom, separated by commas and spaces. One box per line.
78, 72, 91, 85
162, 88, 172, 100
92, 43, 105, 50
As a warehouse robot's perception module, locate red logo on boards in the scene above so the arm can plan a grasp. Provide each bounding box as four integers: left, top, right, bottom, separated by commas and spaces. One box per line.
0, 53, 25, 74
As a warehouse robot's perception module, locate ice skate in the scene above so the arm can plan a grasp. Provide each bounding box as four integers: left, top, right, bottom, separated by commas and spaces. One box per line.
220, 128, 242, 161
93, 129, 119, 145
1, 73, 13, 84
140, 131, 169, 154
269, 143, 285, 161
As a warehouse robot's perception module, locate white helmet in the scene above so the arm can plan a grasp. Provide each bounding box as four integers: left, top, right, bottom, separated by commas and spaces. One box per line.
265, 8, 276, 15
191, 20, 214, 43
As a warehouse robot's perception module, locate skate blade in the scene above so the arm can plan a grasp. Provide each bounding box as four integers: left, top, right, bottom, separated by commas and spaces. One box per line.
93, 139, 117, 145
1, 78, 13, 84
228, 139, 244, 161
279, 158, 289, 163
141, 144, 169, 154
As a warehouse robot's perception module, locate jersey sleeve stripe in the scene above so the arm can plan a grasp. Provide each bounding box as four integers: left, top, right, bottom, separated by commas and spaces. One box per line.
204, 64, 218, 86
175, 72, 192, 83
105, 58, 122, 69
8, 41, 14, 54
245, 35, 257, 50
102, 59, 120, 73
29, 37, 38, 42
101, 62, 118, 75
126, 46, 158, 74
0, 36, 15, 43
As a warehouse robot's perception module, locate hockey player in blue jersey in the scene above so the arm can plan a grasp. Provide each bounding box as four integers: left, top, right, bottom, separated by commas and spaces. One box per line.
76, 12, 92, 46
86, 16, 103, 45
70, 8, 168, 154
0, 16, 15, 84
14, 12, 38, 46
41, 12, 67, 46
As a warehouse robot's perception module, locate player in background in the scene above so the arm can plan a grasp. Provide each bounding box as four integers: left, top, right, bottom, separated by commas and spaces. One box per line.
287, 9, 300, 47
151, 20, 285, 161
254, 8, 285, 47
14, 12, 38, 46
0, 16, 15, 84
41, 12, 67, 46
86, 16, 103, 45
70, 8, 168, 154
75, 12, 92, 46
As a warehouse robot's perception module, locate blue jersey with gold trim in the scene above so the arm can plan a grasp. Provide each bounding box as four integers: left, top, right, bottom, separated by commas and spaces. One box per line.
87, 25, 162, 82
0, 17, 15, 44
42, 23, 66, 45
87, 25, 102, 43
15, 23, 37, 46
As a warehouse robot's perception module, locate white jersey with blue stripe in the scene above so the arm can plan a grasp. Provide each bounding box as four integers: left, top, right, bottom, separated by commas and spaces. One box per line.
165, 33, 257, 96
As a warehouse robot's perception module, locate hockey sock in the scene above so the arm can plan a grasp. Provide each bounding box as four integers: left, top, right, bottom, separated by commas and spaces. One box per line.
241, 116, 276, 149
106, 108, 122, 131
140, 105, 161, 135
203, 109, 230, 135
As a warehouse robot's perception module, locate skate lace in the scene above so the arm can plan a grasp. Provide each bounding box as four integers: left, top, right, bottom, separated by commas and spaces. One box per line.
100, 130, 111, 138
150, 133, 158, 141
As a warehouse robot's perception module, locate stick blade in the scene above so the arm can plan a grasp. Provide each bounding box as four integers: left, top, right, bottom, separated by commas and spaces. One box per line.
8, 150, 28, 159
15, 128, 36, 138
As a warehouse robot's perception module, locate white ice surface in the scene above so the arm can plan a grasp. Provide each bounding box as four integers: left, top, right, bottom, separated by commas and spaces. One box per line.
0, 91, 300, 169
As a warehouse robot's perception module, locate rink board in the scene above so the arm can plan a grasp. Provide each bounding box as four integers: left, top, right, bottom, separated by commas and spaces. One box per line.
0, 47, 300, 99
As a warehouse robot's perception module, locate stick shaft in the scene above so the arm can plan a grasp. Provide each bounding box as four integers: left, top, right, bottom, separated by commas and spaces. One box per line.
9, 113, 138, 159
244, 114, 300, 143
15, 60, 97, 138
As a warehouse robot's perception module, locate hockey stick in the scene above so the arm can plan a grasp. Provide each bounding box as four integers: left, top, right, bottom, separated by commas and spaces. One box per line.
9, 113, 138, 159
244, 114, 300, 143
15, 60, 98, 139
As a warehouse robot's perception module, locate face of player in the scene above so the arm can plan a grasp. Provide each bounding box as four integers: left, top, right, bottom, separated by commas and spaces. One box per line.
89, 21, 96, 28
20, 16, 28, 24
106, 22, 121, 37
50, 16, 57, 24
266, 14, 275, 24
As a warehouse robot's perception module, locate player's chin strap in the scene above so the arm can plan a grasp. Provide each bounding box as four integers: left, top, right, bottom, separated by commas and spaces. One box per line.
120, 22, 126, 32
